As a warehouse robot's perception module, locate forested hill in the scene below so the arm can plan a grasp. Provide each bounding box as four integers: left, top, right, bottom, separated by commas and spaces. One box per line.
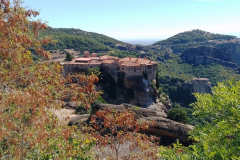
153, 29, 236, 45
39, 27, 126, 53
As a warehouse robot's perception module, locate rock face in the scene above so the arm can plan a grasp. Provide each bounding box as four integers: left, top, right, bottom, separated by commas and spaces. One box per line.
217, 42, 240, 66
124, 76, 156, 108
68, 114, 89, 127
183, 78, 212, 94
181, 45, 238, 68
104, 75, 163, 110
89, 103, 194, 145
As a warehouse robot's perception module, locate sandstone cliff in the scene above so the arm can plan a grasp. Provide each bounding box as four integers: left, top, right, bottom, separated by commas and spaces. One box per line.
180, 45, 238, 68
69, 103, 194, 145
216, 41, 240, 66
183, 78, 212, 95
103, 75, 164, 111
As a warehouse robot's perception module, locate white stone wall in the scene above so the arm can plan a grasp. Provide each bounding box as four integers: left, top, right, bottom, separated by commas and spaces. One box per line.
123, 66, 143, 77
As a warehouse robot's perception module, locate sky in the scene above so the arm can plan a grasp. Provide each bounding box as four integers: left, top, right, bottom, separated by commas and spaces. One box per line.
23, 0, 240, 40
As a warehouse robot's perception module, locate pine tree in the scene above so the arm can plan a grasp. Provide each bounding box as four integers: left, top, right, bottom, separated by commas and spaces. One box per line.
65, 52, 73, 61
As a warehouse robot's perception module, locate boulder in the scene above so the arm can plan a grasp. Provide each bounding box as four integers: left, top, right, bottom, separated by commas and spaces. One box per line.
91, 103, 167, 118
68, 114, 89, 127
90, 103, 193, 145
139, 116, 193, 142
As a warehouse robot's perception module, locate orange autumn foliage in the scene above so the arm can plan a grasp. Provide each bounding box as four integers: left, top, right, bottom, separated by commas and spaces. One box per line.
89, 109, 159, 160
0, 0, 99, 159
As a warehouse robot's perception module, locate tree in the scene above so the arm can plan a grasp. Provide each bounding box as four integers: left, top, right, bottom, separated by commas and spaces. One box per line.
159, 80, 240, 159
167, 108, 189, 124
0, 1, 99, 159
90, 108, 159, 159
189, 79, 240, 159
65, 52, 73, 61
156, 69, 160, 89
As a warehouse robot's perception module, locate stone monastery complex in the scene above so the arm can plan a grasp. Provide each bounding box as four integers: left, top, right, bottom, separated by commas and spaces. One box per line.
63, 51, 158, 82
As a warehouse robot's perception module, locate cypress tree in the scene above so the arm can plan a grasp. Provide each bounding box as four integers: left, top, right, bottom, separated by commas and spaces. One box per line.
65, 52, 73, 61
156, 70, 159, 89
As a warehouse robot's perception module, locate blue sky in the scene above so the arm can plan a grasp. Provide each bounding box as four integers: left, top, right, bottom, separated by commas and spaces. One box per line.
23, 0, 240, 40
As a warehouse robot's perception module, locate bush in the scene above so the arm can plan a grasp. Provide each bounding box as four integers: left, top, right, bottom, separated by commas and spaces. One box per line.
91, 96, 106, 107
167, 108, 189, 124
150, 81, 156, 88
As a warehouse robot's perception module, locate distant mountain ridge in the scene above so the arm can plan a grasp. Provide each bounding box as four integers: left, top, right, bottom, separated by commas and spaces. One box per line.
153, 29, 237, 46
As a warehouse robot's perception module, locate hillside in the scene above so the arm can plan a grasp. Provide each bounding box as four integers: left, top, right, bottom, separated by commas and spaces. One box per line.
39, 27, 126, 53
153, 29, 236, 45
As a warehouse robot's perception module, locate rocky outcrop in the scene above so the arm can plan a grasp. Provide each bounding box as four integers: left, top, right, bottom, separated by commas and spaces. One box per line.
91, 103, 167, 118
180, 45, 238, 68
124, 76, 160, 109
216, 42, 240, 66
89, 103, 193, 145
68, 114, 89, 127
183, 78, 212, 94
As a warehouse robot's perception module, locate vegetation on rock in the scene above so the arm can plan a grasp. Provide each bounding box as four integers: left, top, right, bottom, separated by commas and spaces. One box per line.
167, 108, 189, 124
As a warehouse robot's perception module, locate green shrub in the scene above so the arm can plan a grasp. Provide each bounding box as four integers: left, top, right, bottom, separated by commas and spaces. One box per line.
150, 81, 156, 88
167, 108, 189, 124
91, 96, 106, 107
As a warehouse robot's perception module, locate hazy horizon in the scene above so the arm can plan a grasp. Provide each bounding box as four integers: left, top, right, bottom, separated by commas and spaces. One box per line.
23, 0, 240, 40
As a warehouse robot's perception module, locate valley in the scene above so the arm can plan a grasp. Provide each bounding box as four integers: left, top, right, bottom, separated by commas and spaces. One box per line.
52, 28, 240, 127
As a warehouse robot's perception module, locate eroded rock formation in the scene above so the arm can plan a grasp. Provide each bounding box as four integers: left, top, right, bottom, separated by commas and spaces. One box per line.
183, 78, 212, 95
68, 103, 194, 145
180, 45, 238, 68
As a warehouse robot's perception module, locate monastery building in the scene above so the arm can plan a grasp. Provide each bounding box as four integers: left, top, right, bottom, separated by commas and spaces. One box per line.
63, 51, 158, 82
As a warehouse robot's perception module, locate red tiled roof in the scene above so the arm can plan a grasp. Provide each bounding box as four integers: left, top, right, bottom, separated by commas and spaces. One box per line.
119, 57, 157, 66
102, 60, 115, 64
100, 55, 118, 60
75, 58, 91, 61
